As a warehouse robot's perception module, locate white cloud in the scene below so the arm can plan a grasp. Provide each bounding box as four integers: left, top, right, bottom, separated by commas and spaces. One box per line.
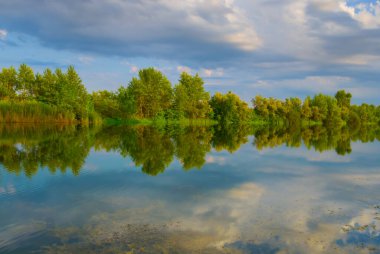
162, 0, 262, 51
337, 54, 380, 65
236, 0, 380, 68
339, 1, 380, 29
0, 29, 7, 40
177, 65, 192, 74
206, 155, 226, 165
201, 68, 224, 78
120, 60, 139, 73
130, 66, 139, 73
78, 55, 94, 64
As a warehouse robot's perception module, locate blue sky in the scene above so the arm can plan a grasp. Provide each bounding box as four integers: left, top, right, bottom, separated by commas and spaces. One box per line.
0, 0, 380, 104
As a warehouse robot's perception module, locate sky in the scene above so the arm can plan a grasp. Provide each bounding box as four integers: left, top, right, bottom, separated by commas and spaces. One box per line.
0, 0, 380, 104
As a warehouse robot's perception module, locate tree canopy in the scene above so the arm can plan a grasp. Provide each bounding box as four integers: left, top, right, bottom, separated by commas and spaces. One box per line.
1, 64, 379, 127
173, 72, 212, 119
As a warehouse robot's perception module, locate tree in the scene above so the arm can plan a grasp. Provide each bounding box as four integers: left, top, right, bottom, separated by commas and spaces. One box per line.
92, 90, 121, 119
17, 63, 35, 99
311, 94, 329, 122
335, 90, 352, 108
116, 86, 136, 118
127, 68, 172, 118
325, 96, 343, 126
211, 91, 251, 124
335, 90, 352, 121
0, 67, 17, 99
283, 97, 302, 123
302, 96, 312, 120
65, 66, 91, 120
252, 95, 269, 118
50, 66, 92, 120
173, 72, 212, 119
36, 68, 58, 105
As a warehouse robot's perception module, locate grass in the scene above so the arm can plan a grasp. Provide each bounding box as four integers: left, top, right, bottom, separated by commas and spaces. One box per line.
0, 101, 76, 123
0, 101, 104, 125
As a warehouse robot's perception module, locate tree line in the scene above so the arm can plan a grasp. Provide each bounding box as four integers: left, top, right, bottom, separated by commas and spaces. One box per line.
0, 64, 96, 123
1, 64, 379, 126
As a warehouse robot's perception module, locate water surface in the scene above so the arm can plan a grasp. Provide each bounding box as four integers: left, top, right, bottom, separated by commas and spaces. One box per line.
0, 124, 380, 253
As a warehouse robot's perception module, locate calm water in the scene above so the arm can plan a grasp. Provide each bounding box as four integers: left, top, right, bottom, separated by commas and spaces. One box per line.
0, 124, 380, 254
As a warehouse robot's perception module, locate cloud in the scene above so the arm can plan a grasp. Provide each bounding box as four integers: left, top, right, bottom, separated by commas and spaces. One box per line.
241, 74, 380, 103
340, 0, 380, 29
177, 65, 192, 74
251, 76, 352, 96
201, 67, 224, 78
302, 0, 380, 65
130, 66, 139, 73
175, 66, 224, 78
0, 0, 380, 102
120, 60, 140, 73
206, 155, 226, 165
0, 29, 7, 40
337, 173, 380, 186
0, 0, 261, 64
237, 0, 380, 67
78, 55, 94, 64
336, 54, 380, 65
228, 182, 263, 200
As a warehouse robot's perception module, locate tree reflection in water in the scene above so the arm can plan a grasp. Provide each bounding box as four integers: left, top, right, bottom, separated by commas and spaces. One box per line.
0, 123, 379, 177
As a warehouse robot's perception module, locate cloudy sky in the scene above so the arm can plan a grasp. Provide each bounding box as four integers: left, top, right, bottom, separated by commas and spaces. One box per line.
1, 0, 380, 103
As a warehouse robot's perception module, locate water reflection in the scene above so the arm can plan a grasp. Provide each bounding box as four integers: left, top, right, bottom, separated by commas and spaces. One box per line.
1, 124, 380, 253
1, 124, 379, 177
0, 124, 95, 177
253, 124, 380, 156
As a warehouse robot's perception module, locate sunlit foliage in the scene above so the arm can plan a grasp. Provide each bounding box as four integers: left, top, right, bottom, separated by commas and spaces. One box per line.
1, 65, 379, 126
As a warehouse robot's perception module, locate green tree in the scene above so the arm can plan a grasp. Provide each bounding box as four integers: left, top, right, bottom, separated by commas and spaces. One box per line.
17, 63, 35, 100
48, 66, 92, 120
173, 72, 212, 119
0, 67, 17, 99
335, 90, 352, 121
252, 95, 268, 118
116, 86, 136, 118
311, 94, 329, 122
335, 90, 352, 108
325, 96, 343, 126
35, 68, 58, 105
211, 91, 251, 124
283, 97, 302, 123
302, 96, 312, 121
65, 66, 91, 120
92, 90, 121, 118
127, 68, 172, 118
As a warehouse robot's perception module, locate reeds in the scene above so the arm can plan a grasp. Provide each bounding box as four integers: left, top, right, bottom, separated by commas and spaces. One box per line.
0, 101, 75, 123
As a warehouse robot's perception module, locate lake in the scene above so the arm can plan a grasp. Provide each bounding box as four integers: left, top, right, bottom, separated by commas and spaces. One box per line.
0, 124, 379, 253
